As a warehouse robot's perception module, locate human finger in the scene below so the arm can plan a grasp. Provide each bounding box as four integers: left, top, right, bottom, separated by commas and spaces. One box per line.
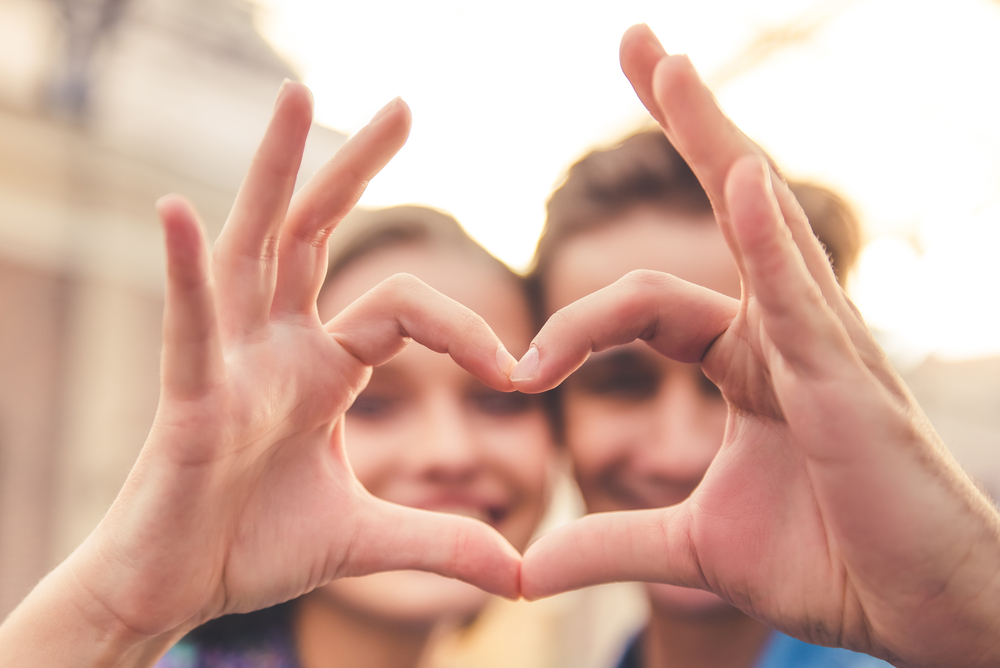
326, 274, 518, 391
520, 507, 702, 600
509, 270, 737, 393
726, 155, 856, 373
648, 52, 853, 311
273, 98, 412, 316
620, 25, 771, 188
157, 195, 225, 399
344, 495, 521, 599
619, 24, 669, 127
212, 81, 313, 337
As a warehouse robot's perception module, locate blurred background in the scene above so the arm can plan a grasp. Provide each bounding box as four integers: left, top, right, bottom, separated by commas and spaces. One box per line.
0, 0, 997, 663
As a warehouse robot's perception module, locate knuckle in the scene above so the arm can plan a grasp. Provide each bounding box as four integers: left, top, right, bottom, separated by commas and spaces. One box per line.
378, 272, 424, 297
616, 269, 673, 311
619, 268, 674, 296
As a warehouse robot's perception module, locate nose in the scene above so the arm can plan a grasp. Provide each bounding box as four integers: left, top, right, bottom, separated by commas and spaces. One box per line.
636, 369, 724, 489
410, 389, 480, 482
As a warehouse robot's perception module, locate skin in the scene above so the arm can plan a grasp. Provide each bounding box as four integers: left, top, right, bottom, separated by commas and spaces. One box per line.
514, 25, 1000, 668
0, 83, 522, 667
292, 244, 553, 668
3, 25, 1000, 668
546, 209, 771, 667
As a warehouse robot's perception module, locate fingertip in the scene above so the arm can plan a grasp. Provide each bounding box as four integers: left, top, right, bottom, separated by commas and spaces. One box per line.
496, 344, 518, 379
397, 97, 413, 132
354, 97, 411, 158
157, 195, 196, 243
369, 96, 411, 129
276, 79, 314, 114
621, 23, 667, 58
726, 154, 770, 198
651, 52, 700, 108
383, 97, 412, 146
157, 195, 207, 280
726, 154, 781, 248
156, 193, 192, 222
509, 345, 539, 385
518, 541, 550, 602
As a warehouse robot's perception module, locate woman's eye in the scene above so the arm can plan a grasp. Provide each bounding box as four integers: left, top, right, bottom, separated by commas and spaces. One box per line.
347, 393, 399, 419
469, 389, 536, 416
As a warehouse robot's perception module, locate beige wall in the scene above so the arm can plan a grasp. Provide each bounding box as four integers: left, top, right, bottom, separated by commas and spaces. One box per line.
0, 0, 345, 620
0, 260, 66, 614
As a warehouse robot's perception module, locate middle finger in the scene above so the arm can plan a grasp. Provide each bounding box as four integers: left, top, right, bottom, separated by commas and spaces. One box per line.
212, 81, 314, 338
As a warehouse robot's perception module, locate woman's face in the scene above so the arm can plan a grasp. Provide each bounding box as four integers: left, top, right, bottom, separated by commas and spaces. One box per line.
316, 243, 554, 625
544, 207, 741, 617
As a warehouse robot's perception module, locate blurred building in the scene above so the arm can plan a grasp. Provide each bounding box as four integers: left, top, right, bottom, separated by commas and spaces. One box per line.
0, 0, 344, 617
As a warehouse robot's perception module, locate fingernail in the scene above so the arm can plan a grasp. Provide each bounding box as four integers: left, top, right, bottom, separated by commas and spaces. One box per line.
510, 346, 539, 383
496, 345, 517, 377
370, 96, 401, 124
274, 78, 291, 108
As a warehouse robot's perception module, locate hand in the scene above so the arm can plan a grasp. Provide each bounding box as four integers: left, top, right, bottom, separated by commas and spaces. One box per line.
514, 25, 1000, 668
0, 82, 520, 667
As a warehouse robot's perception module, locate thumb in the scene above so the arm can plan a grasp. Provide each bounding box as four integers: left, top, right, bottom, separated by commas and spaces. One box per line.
520, 506, 702, 600
346, 496, 522, 600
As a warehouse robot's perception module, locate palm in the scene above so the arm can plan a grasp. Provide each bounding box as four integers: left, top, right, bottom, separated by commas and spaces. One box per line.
517, 25, 1000, 667
687, 304, 854, 641
74, 85, 521, 640
142, 320, 365, 620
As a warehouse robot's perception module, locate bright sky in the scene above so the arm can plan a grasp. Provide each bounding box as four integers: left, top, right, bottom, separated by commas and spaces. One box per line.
254, 0, 1000, 362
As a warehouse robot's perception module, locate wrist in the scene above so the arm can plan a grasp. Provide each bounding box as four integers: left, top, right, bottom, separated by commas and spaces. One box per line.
0, 541, 187, 668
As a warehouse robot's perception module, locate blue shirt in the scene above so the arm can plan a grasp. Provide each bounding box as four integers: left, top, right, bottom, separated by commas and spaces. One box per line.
615, 631, 892, 668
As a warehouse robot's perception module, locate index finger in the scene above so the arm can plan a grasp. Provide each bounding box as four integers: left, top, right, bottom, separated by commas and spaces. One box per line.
273, 98, 413, 315
510, 270, 737, 393
327, 273, 519, 392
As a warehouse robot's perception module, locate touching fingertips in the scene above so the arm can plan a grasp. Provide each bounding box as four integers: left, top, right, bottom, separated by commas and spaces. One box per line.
510, 345, 539, 383
496, 344, 518, 378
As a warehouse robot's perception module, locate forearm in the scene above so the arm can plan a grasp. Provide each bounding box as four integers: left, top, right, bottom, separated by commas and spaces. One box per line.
0, 553, 182, 668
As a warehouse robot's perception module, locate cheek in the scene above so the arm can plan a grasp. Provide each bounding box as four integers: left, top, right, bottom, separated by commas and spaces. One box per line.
563, 395, 635, 483
480, 413, 556, 544
484, 412, 555, 483
342, 420, 407, 493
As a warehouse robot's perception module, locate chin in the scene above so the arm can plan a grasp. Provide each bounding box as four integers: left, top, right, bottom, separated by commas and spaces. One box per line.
644, 582, 739, 620
319, 570, 490, 626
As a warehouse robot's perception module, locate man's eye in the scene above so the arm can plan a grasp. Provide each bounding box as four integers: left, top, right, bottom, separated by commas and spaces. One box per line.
568, 354, 659, 401
469, 389, 536, 416
577, 371, 658, 399
347, 393, 399, 419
